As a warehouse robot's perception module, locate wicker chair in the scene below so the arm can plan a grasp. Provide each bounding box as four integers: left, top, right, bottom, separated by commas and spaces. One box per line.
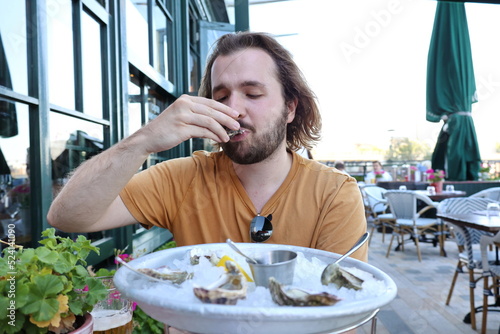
479, 229, 500, 334
470, 187, 500, 202
438, 197, 497, 330
360, 185, 394, 245
384, 190, 439, 262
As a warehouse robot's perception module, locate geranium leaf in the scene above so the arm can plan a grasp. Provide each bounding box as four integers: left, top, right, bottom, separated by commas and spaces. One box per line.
30, 275, 64, 298
21, 290, 60, 322
84, 278, 109, 305
18, 248, 35, 264
74, 264, 90, 277
0, 311, 27, 334
36, 247, 59, 265
53, 252, 77, 274
13, 281, 30, 309
0, 295, 9, 319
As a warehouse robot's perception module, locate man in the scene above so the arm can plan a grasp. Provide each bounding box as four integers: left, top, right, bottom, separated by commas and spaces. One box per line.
47, 32, 367, 262
334, 161, 348, 175
365, 160, 392, 183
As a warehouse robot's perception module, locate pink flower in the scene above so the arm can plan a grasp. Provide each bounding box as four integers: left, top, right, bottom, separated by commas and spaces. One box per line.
426, 168, 445, 182
83, 285, 89, 292
114, 253, 133, 264
131, 302, 137, 311
12, 184, 30, 194
109, 291, 121, 300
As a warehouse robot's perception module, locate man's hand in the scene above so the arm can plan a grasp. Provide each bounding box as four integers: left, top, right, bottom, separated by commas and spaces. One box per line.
138, 95, 241, 154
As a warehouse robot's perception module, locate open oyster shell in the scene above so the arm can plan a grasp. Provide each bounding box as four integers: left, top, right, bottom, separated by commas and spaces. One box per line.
115, 256, 192, 285
224, 127, 244, 138
269, 277, 341, 307
193, 260, 247, 305
321, 263, 364, 290
189, 248, 221, 266
137, 266, 192, 285
227, 129, 243, 138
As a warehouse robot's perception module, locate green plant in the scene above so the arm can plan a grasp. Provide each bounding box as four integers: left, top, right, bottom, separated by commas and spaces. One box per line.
132, 306, 164, 334
0, 228, 108, 334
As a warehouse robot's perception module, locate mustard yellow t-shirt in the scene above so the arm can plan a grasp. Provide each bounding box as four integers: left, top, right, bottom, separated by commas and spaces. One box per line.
120, 151, 367, 262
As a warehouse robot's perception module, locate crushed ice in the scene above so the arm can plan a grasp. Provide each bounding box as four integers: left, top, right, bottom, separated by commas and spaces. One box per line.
121, 248, 387, 307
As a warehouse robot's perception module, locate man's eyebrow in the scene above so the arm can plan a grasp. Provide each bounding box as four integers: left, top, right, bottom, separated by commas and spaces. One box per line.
212, 81, 265, 94
240, 80, 265, 88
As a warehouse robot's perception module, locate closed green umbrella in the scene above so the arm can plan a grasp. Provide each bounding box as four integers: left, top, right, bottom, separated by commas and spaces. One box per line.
426, 2, 481, 181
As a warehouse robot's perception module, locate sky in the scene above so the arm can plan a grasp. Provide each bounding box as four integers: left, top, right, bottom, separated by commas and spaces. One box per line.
229, 0, 500, 161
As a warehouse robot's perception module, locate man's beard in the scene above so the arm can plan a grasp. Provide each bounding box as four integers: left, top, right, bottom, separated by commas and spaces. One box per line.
222, 106, 288, 165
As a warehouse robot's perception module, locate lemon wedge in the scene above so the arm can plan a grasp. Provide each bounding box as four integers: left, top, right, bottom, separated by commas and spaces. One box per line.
217, 255, 253, 282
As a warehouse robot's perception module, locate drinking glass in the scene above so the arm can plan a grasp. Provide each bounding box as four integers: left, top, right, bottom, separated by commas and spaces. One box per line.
445, 185, 455, 192
486, 203, 500, 219
427, 186, 436, 196
91, 277, 133, 334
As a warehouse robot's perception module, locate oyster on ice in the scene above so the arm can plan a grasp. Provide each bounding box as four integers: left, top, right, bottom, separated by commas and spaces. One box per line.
269, 277, 341, 307
193, 260, 247, 305
189, 248, 221, 265
321, 263, 364, 290
137, 266, 192, 284
115, 255, 192, 285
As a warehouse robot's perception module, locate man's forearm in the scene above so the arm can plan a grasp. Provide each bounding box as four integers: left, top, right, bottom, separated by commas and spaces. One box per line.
47, 132, 150, 231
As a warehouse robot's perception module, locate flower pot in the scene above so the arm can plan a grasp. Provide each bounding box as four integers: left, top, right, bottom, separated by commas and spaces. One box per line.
70, 313, 93, 334
430, 181, 443, 194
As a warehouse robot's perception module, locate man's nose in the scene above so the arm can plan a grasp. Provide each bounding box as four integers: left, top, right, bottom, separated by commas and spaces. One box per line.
227, 95, 246, 119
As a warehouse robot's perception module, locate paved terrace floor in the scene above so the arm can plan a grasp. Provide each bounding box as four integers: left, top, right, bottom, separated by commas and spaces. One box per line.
356, 220, 500, 334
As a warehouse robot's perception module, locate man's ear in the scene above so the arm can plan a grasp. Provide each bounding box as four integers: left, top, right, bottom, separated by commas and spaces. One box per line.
286, 97, 298, 123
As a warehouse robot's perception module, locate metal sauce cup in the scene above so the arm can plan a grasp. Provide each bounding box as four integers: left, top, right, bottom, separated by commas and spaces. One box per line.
247, 250, 297, 287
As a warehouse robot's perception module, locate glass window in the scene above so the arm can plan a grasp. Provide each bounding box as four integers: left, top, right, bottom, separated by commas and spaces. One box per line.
81, 11, 104, 119
126, 0, 149, 65
50, 112, 104, 188
127, 77, 143, 136
153, 4, 168, 77
163, 0, 173, 13
46, 0, 75, 110
147, 85, 163, 123
0, 0, 28, 95
166, 19, 174, 83
0, 100, 30, 244
188, 50, 200, 93
199, 21, 233, 76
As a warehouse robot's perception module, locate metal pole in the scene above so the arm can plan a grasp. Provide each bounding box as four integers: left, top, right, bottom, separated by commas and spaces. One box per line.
234, 0, 249, 32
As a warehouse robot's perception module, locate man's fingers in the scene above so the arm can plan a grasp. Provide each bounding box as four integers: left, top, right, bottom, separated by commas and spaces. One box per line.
187, 96, 240, 130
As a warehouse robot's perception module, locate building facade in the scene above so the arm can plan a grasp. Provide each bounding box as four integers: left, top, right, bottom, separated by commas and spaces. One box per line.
0, 0, 241, 264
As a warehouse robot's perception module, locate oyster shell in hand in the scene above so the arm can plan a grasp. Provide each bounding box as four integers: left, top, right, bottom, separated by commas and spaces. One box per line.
269, 277, 341, 307
225, 127, 244, 138
321, 263, 364, 290
193, 260, 247, 305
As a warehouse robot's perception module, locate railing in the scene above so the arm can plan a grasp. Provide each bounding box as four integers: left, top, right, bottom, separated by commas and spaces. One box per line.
320, 160, 500, 182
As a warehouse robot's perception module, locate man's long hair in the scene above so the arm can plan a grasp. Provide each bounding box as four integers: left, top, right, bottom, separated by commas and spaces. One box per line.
199, 32, 321, 151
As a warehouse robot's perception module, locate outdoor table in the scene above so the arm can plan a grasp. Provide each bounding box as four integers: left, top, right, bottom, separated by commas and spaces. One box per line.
415, 190, 467, 202
437, 212, 500, 233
